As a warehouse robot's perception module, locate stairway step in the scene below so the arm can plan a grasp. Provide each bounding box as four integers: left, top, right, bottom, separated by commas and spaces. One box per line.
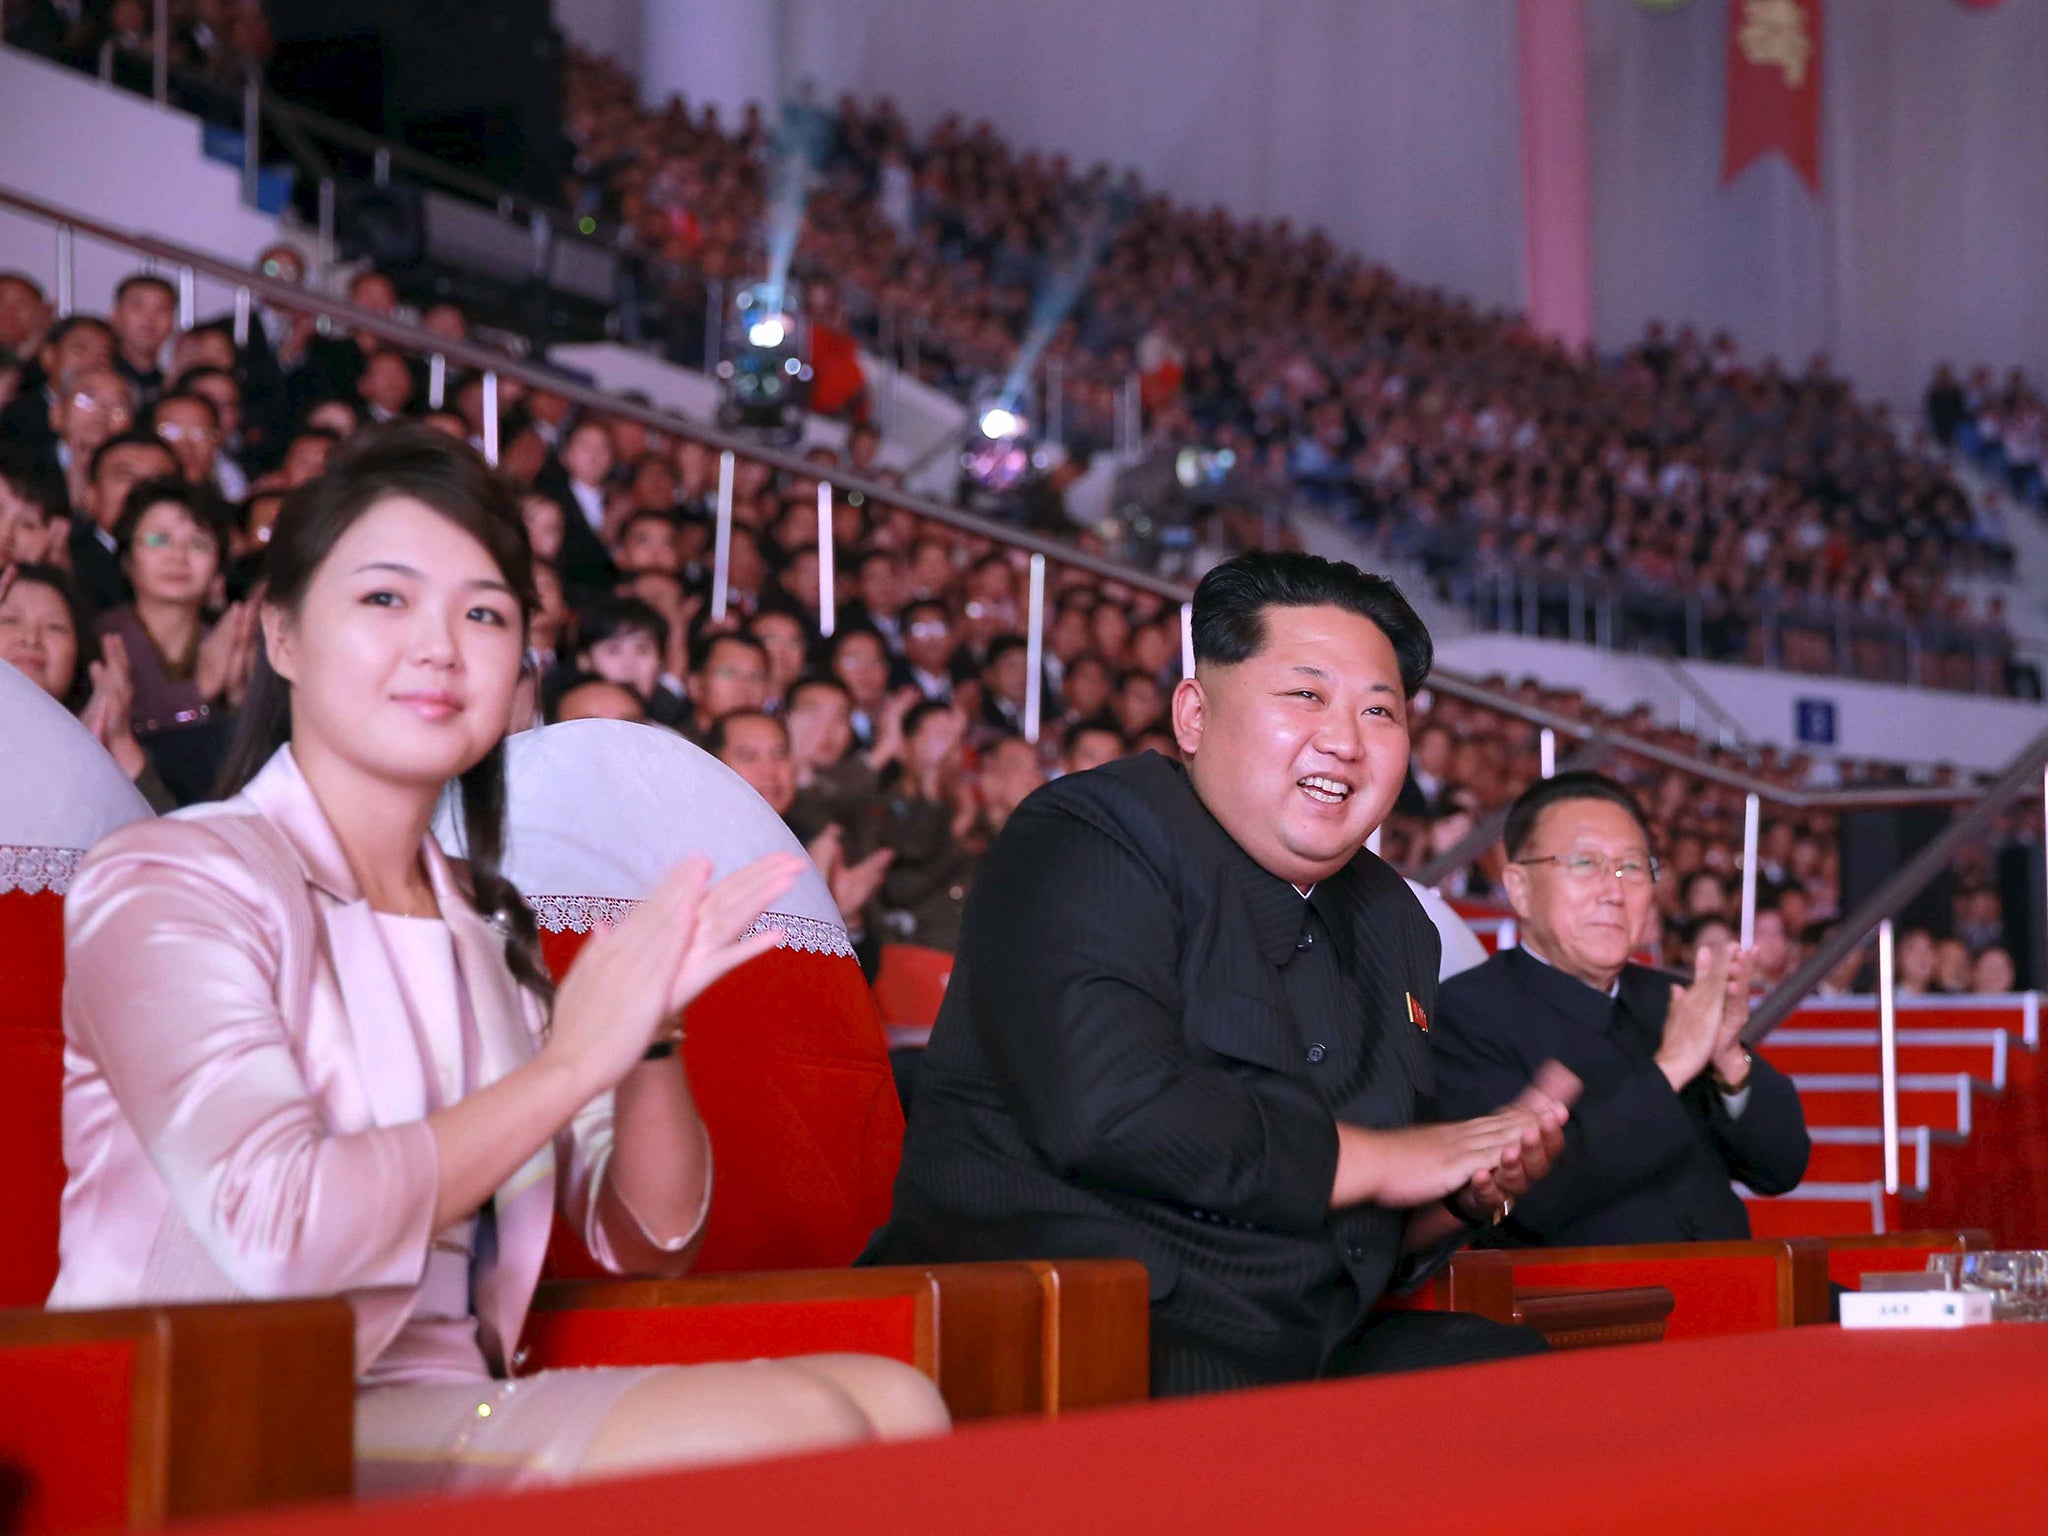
1763, 1029, 2007, 1088
1791, 1074, 1975, 1136
1805, 1126, 1933, 1188
1786, 993, 2039, 1048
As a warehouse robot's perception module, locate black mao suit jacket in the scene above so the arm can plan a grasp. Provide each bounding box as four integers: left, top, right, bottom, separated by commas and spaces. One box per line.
1433, 948, 1810, 1247
861, 752, 1452, 1394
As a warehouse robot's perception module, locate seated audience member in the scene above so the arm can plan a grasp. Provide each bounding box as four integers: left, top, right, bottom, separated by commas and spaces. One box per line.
1059, 652, 1113, 722
538, 417, 621, 594
1973, 945, 2017, 994
614, 508, 682, 576
0, 446, 66, 564
967, 732, 1047, 847
549, 673, 649, 724
689, 631, 771, 733
1894, 927, 1939, 995
750, 607, 810, 705
0, 562, 175, 810
50, 424, 946, 1494
1933, 936, 1974, 995
1433, 773, 1809, 1247
830, 626, 894, 747
0, 269, 52, 360
71, 431, 180, 612
356, 348, 418, 424
1061, 717, 1126, 776
0, 313, 110, 460
521, 491, 566, 567
977, 633, 1031, 736
174, 366, 251, 500
50, 361, 137, 511
866, 552, 1573, 1395
100, 478, 253, 803
108, 272, 175, 405
571, 595, 688, 729
708, 708, 893, 955
1112, 667, 1166, 738
150, 391, 226, 489
900, 598, 963, 702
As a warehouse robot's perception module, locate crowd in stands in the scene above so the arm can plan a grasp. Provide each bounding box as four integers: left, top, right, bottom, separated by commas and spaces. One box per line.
559, 52, 2019, 694
3, 0, 270, 88
1928, 361, 2048, 510
0, 249, 2031, 1003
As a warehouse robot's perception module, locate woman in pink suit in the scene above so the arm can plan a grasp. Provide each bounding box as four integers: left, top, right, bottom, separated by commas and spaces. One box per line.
50, 425, 947, 1495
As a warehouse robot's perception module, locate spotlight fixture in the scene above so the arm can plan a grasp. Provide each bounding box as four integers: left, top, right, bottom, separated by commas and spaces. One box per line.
716, 282, 812, 440
962, 400, 1039, 496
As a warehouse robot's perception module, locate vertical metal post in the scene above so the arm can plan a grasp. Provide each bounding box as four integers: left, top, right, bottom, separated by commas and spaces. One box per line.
1567, 580, 1585, 646
703, 279, 724, 374
1180, 601, 1195, 680
1539, 728, 1556, 780
240, 69, 262, 209
1046, 354, 1064, 446
1685, 596, 1704, 659
710, 449, 735, 621
1739, 792, 1762, 951
428, 354, 447, 411
316, 178, 337, 279
1878, 917, 1901, 1197
152, 0, 169, 103
373, 148, 392, 189
176, 266, 195, 329
480, 372, 499, 466
232, 286, 250, 348
55, 225, 75, 318
1023, 554, 1047, 745
816, 481, 836, 639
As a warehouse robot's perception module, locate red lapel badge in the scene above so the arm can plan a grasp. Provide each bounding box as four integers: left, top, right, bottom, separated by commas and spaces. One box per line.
1406, 992, 1429, 1033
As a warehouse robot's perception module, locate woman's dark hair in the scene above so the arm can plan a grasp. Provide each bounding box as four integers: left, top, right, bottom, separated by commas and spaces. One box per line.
573, 594, 670, 665
113, 478, 233, 584
3, 562, 94, 711
1190, 550, 1433, 698
1502, 771, 1658, 863
216, 424, 552, 998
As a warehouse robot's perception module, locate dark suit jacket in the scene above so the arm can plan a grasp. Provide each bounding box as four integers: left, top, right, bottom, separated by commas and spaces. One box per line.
68, 519, 131, 614
532, 460, 618, 600
861, 752, 1448, 1392
1433, 949, 1809, 1247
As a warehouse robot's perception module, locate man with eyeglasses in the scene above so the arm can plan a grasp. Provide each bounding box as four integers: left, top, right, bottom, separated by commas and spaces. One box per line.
1432, 772, 1809, 1247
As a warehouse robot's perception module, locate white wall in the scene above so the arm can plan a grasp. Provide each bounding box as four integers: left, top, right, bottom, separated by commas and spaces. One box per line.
1435, 633, 2048, 773
0, 47, 288, 321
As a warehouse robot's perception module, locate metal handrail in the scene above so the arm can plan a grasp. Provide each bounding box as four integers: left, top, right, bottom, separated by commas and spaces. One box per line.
4, 180, 2010, 812
1746, 725, 2048, 1041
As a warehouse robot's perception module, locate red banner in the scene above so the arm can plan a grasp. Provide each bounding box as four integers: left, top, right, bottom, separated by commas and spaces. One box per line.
1723, 0, 1822, 192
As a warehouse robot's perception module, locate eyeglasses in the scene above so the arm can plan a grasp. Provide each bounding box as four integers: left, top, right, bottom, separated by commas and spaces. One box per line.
907, 621, 951, 639
70, 393, 133, 421
137, 530, 218, 558
1515, 851, 1660, 886
157, 424, 218, 447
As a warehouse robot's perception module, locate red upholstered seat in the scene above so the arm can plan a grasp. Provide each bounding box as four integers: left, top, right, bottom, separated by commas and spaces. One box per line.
0, 1030, 66, 1308
872, 942, 954, 1035
0, 1336, 140, 1534
1446, 1241, 1804, 1339
0, 890, 66, 1035
539, 930, 904, 1278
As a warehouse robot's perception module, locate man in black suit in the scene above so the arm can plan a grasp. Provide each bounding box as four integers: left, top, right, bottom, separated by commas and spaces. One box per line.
864, 551, 1578, 1396
1433, 773, 1809, 1247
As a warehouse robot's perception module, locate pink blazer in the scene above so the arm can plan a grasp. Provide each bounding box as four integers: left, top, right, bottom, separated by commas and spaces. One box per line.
49, 746, 697, 1374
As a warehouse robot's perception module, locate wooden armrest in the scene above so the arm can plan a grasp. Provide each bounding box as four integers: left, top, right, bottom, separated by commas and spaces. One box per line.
0, 1298, 354, 1529
1450, 1240, 1809, 1337
1793, 1230, 1996, 1300
1019, 1260, 1150, 1415
1512, 1286, 1675, 1350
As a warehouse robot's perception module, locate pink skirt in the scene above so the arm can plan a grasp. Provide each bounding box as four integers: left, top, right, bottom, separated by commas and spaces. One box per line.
355, 1366, 665, 1498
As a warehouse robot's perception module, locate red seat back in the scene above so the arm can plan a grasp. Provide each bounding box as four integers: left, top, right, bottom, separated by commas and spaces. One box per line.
873, 943, 954, 1033
0, 1335, 152, 1534
540, 930, 904, 1277
0, 891, 65, 1035
0, 1030, 66, 1307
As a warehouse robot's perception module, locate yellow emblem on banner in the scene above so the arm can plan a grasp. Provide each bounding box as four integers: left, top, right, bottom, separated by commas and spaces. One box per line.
1738, 0, 1813, 89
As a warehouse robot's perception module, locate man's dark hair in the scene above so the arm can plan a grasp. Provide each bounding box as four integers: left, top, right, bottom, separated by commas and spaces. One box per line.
114, 272, 176, 305
89, 430, 176, 483
692, 628, 768, 674
543, 672, 645, 724
151, 391, 220, 429
0, 445, 65, 518
44, 314, 112, 349
172, 364, 238, 396
112, 477, 231, 565
704, 708, 786, 759
1502, 771, 1657, 863
903, 698, 955, 742
616, 507, 679, 544
575, 594, 669, 658
1062, 716, 1126, 757
984, 632, 1029, 670
902, 597, 950, 630
787, 673, 852, 709
1190, 550, 1432, 697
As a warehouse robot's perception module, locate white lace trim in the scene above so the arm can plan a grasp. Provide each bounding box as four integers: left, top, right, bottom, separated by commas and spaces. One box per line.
524, 895, 854, 959
0, 844, 84, 897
